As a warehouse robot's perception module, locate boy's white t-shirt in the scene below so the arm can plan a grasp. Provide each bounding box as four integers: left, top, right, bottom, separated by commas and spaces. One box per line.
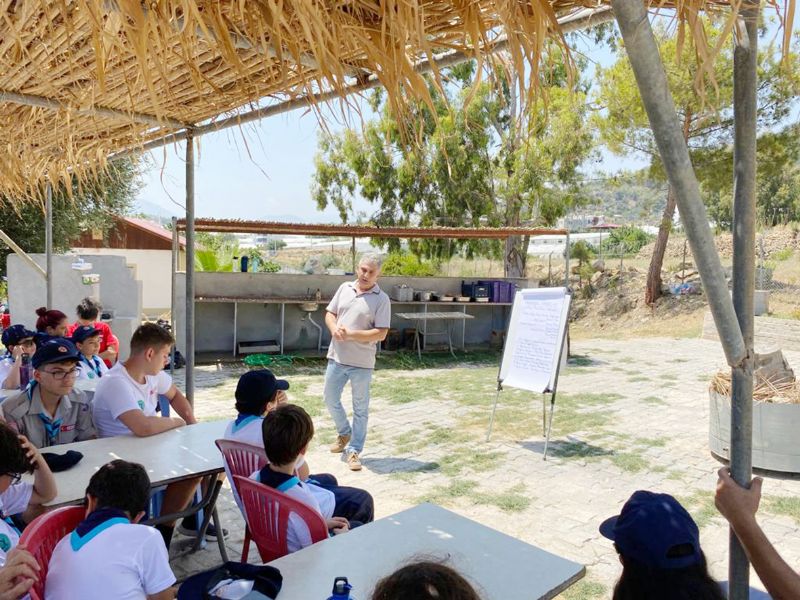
76, 355, 109, 381
45, 521, 176, 600
0, 482, 33, 567
92, 363, 172, 437
250, 470, 334, 553
222, 416, 306, 512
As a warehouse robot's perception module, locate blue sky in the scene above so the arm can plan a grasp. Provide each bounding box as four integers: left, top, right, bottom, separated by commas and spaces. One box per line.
131, 29, 646, 222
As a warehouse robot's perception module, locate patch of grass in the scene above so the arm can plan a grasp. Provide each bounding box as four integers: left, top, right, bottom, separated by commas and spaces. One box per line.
558, 579, 608, 600
415, 479, 479, 506
669, 357, 690, 364
610, 452, 650, 473
765, 496, 800, 524
627, 376, 651, 383
610, 366, 627, 373
661, 373, 679, 381
677, 490, 719, 529
634, 436, 667, 448
472, 483, 532, 513
641, 395, 666, 405
619, 356, 635, 364
666, 469, 686, 481
548, 440, 613, 459
772, 247, 794, 261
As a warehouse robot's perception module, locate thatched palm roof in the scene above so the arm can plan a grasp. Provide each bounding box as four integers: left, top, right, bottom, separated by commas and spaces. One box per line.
0, 1, 785, 201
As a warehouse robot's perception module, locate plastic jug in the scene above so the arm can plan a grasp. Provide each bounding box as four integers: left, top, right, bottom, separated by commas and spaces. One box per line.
240, 256, 249, 272
327, 577, 354, 600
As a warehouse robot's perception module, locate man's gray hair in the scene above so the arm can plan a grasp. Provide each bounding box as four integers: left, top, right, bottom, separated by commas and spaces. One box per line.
359, 253, 383, 269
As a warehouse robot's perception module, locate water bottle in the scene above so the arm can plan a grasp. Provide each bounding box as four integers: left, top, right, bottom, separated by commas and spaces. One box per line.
250, 256, 259, 272
19, 353, 31, 389
232, 256, 240, 272
240, 256, 249, 272
327, 577, 354, 600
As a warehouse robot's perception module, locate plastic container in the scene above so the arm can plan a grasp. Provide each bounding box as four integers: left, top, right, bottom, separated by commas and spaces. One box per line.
19, 353, 31, 389
327, 577, 354, 600
479, 280, 517, 303
240, 256, 249, 272
232, 256, 240, 272
461, 281, 489, 300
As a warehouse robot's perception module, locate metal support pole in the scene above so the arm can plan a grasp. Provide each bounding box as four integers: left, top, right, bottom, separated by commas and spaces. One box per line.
351, 237, 356, 273
610, 0, 746, 368
185, 131, 196, 406
170, 217, 178, 379
728, 5, 759, 598
45, 182, 53, 308
564, 232, 570, 287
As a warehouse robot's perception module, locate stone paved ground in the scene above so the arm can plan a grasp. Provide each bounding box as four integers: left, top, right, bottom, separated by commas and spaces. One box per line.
170, 338, 800, 598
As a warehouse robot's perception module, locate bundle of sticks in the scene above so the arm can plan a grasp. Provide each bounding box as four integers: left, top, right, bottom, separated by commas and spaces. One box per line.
710, 371, 800, 404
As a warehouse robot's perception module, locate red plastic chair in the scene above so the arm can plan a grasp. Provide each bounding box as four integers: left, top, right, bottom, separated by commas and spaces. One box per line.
215, 439, 268, 562
18, 505, 85, 600
233, 475, 328, 563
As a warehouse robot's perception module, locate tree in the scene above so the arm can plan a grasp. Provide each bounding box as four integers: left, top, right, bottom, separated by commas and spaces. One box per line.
594, 21, 799, 303
0, 158, 140, 275
313, 52, 595, 277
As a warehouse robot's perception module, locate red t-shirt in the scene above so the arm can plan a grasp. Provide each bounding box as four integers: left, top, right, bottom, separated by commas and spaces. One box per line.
67, 320, 118, 366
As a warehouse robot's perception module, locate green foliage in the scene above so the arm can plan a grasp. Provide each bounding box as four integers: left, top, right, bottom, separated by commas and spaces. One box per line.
312, 51, 595, 275
195, 232, 239, 272
600, 226, 653, 255
381, 252, 437, 276
0, 158, 140, 275
569, 240, 595, 265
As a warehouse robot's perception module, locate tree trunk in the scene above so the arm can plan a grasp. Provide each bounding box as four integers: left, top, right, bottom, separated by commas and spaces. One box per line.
504, 235, 526, 278
645, 185, 677, 304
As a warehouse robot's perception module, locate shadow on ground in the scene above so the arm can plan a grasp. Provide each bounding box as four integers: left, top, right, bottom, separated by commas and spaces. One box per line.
361, 456, 440, 474
522, 439, 614, 459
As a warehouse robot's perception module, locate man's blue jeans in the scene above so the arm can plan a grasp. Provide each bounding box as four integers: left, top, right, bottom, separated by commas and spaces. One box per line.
323, 359, 373, 454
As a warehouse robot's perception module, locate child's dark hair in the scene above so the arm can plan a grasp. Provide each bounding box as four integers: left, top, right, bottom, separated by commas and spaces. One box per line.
371, 561, 482, 600
130, 322, 174, 354
261, 404, 314, 466
35, 307, 67, 333
76, 297, 101, 321
85, 460, 151, 517
235, 392, 276, 416
613, 552, 726, 600
0, 423, 34, 476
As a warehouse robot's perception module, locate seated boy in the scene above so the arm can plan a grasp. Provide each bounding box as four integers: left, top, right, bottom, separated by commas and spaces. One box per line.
252, 404, 374, 553
2, 339, 96, 448
0, 325, 37, 390
45, 460, 176, 600
91, 323, 211, 547
0, 423, 57, 566
67, 298, 118, 367
71, 325, 108, 381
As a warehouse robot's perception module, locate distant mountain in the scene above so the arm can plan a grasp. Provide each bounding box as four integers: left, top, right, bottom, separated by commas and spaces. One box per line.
579, 177, 668, 226
131, 199, 177, 223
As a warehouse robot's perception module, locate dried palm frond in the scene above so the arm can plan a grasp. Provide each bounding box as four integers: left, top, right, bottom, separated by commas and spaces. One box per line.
710, 371, 800, 404
0, 0, 794, 201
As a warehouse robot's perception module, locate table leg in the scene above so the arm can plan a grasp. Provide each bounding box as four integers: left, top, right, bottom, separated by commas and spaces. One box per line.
233, 302, 238, 357
280, 303, 285, 355
447, 320, 455, 357
415, 327, 422, 360
422, 303, 428, 351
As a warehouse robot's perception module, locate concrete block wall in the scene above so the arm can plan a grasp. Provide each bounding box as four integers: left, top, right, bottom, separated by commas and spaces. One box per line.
174, 272, 537, 355
8, 254, 143, 360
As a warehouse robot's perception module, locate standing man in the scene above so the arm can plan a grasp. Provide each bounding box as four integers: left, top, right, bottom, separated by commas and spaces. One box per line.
324, 254, 390, 471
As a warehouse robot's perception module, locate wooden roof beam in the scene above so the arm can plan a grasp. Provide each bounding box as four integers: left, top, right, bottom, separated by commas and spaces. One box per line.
0, 89, 189, 129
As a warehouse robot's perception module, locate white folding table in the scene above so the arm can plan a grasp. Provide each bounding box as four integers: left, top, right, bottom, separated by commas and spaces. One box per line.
266, 502, 585, 600
29, 420, 230, 560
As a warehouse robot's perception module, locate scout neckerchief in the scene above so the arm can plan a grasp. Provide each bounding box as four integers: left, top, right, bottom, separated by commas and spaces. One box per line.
80, 354, 103, 379
70, 507, 130, 551
28, 382, 62, 445
231, 413, 260, 433
256, 466, 300, 492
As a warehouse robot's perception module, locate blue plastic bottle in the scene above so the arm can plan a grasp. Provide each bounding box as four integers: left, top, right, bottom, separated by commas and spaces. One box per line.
240, 256, 249, 272
327, 577, 354, 600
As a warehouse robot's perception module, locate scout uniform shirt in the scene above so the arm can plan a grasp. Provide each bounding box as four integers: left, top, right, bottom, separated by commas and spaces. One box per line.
76, 354, 109, 381
0, 482, 32, 567
1, 383, 96, 448
46, 508, 176, 600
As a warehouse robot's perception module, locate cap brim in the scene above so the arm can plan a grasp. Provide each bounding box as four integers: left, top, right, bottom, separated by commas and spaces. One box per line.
599, 515, 619, 540
275, 379, 290, 390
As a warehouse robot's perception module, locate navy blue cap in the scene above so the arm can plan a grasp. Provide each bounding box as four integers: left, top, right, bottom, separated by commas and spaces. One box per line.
32, 338, 80, 369
235, 370, 289, 413
600, 490, 702, 570
1, 325, 36, 348
71, 325, 101, 344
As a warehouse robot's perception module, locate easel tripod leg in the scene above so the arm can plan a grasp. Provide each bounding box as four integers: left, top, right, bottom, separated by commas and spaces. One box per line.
543, 395, 556, 461
486, 388, 501, 442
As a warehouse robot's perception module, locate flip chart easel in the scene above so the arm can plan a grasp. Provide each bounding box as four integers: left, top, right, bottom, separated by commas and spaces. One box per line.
485, 287, 572, 460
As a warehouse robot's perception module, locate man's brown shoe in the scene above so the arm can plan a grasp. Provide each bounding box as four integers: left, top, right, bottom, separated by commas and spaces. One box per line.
329, 434, 350, 453
346, 451, 362, 471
